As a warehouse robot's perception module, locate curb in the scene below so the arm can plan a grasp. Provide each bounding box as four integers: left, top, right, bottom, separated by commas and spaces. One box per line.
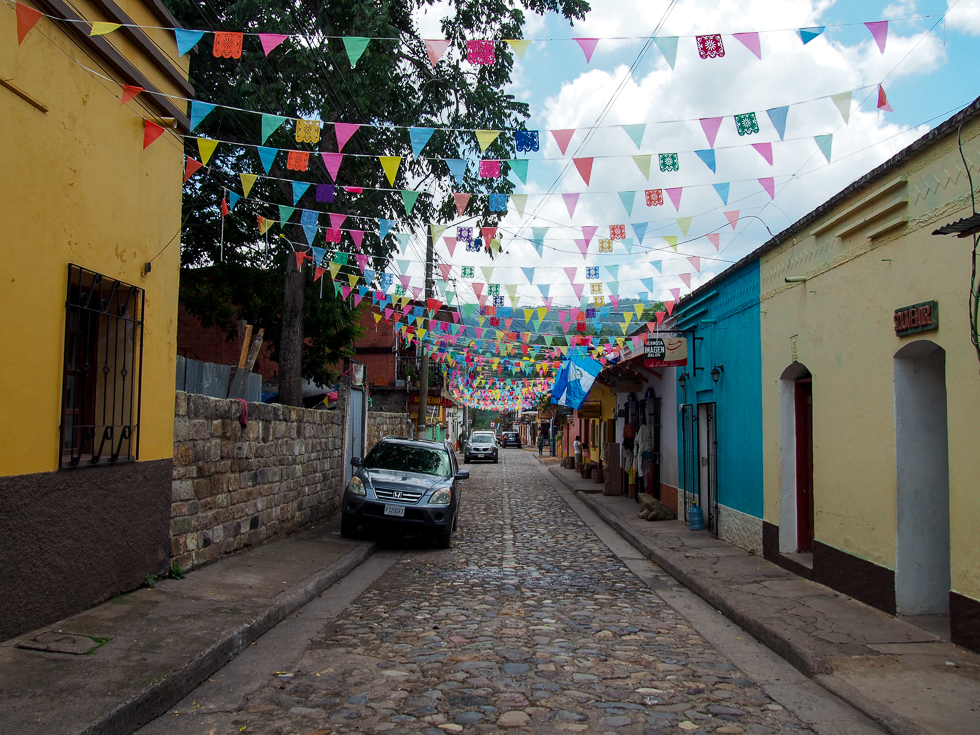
548, 465, 604, 494
77, 541, 376, 735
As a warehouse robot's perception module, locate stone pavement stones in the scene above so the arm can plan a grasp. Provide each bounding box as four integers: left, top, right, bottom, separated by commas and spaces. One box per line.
223, 449, 817, 734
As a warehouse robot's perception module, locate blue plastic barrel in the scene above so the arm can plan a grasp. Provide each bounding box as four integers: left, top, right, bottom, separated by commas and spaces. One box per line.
688, 505, 705, 531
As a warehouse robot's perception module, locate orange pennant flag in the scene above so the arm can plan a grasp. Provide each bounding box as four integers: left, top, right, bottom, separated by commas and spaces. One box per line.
183, 156, 203, 182
17, 3, 43, 45
120, 85, 143, 105
143, 119, 165, 148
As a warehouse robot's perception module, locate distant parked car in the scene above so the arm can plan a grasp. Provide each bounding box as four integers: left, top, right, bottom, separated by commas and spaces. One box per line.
500, 431, 521, 448
464, 431, 499, 463
341, 436, 468, 548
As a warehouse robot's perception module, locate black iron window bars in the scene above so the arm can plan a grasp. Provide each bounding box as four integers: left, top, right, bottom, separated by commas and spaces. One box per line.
59, 264, 144, 468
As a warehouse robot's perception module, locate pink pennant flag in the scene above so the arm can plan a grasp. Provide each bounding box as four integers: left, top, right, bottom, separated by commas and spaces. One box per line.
666, 187, 683, 211
700, 117, 723, 148
439, 264, 452, 281
571, 283, 585, 300
444, 237, 457, 256
877, 85, 893, 112
687, 256, 701, 273
353, 253, 368, 272
453, 192, 470, 215
350, 230, 364, 250
574, 158, 594, 185
655, 312, 666, 326
341, 286, 351, 299
581, 225, 598, 245
259, 33, 288, 56
543, 297, 553, 309
865, 21, 888, 54
759, 177, 775, 199
632, 336, 642, 350
609, 295, 619, 309
412, 286, 422, 299
399, 275, 411, 288
664, 300, 676, 316
329, 213, 347, 229
564, 267, 578, 284
384, 308, 394, 320
552, 129, 575, 155
752, 142, 773, 165
473, 283, 484, 298
669, 288, 681, 301
724, 210, 740, 229
574, 38, 599, 63
574, 240, 589, 257
321, 152, 343, 181
452, 311, 461, 323
707, 233, 720, 250
424, 39, 451, 67
344, 186, 363, 194
562, 193, 580, 217
560, 321, 571, 334
334, 123, 360, 152
679, 274, 691, 288
559, 310, 568, 322
733, 32, 761, 59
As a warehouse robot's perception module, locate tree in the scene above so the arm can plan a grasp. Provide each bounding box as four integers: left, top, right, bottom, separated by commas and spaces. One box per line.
167, 0, 590, 403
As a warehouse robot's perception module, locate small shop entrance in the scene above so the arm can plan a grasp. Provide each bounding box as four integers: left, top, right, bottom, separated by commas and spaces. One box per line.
698, 402, 718, 535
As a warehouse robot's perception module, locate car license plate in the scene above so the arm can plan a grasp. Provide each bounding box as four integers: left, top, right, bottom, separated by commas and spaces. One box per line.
384, 504, 405, 517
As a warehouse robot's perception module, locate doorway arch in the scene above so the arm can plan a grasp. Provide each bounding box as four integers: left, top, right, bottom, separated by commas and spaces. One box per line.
779, 363, 813, 553
894, 340, 950, 616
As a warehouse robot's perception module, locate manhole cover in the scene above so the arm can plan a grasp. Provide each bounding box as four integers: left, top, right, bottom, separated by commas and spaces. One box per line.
15, 631, 108, 655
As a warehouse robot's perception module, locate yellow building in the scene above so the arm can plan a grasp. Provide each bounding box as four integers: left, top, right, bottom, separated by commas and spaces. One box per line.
759, 98, 980, 651
0, 0, 189, 640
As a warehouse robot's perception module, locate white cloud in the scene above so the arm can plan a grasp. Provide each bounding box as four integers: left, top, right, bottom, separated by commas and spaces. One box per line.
946, 0, 980, 34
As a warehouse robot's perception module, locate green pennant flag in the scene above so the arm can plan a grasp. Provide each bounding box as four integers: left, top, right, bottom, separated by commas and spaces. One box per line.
343, 36, 370, 67
508, 159, 529, 184
401, 190, 420, 215
262, 114, 287, 143
278, 205, 296, 223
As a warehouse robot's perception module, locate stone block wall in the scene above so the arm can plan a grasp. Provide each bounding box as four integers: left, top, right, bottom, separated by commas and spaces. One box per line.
171, 392, 344, 571
366, 411, 411, 453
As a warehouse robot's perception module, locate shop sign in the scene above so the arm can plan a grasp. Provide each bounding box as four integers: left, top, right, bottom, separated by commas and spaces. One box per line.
607, 377, 645, 392
894, 301, 938, 337
645, 335, 688, 367
577, 402, 602, 419
409, 393, 453, 406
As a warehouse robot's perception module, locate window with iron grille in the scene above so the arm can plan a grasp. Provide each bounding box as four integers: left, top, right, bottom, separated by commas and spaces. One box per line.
59, 264, 144, 468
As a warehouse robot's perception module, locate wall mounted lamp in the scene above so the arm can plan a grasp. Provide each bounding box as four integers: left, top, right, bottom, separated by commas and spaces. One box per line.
678, 371, 689, 389
710, 364, 724, 383
784, 276, 807, 283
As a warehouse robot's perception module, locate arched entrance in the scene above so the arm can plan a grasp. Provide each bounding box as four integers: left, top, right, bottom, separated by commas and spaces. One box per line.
894, 340, 950, 616
779, 363, 813, 554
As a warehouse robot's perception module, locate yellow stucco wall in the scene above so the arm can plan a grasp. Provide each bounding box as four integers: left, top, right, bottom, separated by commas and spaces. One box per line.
0, 1, 188, 475
760, 116, 980, 600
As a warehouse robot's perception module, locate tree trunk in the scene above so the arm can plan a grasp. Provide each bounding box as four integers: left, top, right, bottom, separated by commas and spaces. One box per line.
278, 253, 305, 406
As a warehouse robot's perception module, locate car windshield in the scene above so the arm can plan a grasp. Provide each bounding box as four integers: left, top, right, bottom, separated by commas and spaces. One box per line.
363, 443, 453, 477
470, 433, 495, 445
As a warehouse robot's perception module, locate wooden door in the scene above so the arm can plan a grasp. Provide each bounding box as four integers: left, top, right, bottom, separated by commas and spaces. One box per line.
794, 379, 814, 552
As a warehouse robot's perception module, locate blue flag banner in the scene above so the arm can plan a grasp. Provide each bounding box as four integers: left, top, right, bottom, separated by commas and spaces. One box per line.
551, 353, 603, 410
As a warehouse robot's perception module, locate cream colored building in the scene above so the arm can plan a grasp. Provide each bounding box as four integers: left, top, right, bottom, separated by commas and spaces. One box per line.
758, 98, 980, 652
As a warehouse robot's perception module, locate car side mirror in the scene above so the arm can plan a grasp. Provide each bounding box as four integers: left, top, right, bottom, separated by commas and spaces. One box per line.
350, 456, 361, 466
455, 471, 469, 480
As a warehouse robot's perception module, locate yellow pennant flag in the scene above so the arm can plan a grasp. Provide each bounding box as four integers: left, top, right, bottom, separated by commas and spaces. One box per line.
430, 223, 447, 242
347, 273, 359, 288
240, 173, 257, 198
197, 137, 219, 165
373, 312, 382, 323
379, 156, 401, 185
537, 307, 548, 321
664, 236, 678, 251
418, 329, 427, 340
676, 217, 693, 238
475, 130, 501, 152
257, 216, 273, 234
560, 346, 568, 356
524, 309, 534, 322
624, 312, 634, 324
634, 303, 645, 319
504, 39, 531, 59
478, 316, 487, 327
329, 261, 343, 279
90, 22, 121, 36
620, 322, 630, 334
632, 155, 651, 179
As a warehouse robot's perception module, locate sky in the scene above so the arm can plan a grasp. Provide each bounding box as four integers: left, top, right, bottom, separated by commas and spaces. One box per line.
404, 0, 980, 313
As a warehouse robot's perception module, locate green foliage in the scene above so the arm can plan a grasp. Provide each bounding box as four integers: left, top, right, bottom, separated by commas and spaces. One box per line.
143, 574, 158, 589
169, 561, 186, 580
166, 0, 589, 383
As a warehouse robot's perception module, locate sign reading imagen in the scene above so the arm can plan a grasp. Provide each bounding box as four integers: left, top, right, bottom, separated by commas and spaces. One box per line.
645, 335, 689, 368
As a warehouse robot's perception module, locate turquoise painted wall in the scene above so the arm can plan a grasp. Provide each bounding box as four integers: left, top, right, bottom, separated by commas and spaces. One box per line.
674, 261, 762, 519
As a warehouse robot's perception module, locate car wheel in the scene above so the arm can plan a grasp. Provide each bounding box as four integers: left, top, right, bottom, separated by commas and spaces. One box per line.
435, 529, 453, 549
340, 516, 357, 539
493, 457, 498, 464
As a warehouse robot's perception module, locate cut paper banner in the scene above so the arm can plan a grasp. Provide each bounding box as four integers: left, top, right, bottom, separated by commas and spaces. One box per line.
700, 117, 723, 148
562, 193, 579, 218
798, 26, 824, 44
213, 32, 243, 58
653, 36, 678, 69
334, 122, 360, 151
766, 106, 788, 140
261, 114, 286, 143
343, 36, 370, 67
621, 124, 645, 149
815, 134, 833, 162
574, 38, 599, 63
733, 31, 761, 59
759, 177, 775, 199
552, 129, 575, 155
380, 156, 401, 185
574, 158, 594, 186
877, 85, 893, 112
831, 91, 852, 123
424, 39, 450, 66
725, 210, 740, 229
259, 33, 288, 56
712, 182, 730, 204
467, 39, 495, 65
409, 127, 435, 158
752, 142, 773, 165
865, 21, 888, 54
286, 150, 309, 171
257, 146, 277, 173
505, 39, 531, 59
475, 129, 501, 151
174, 28, 205, 56
695, 149, 716, 172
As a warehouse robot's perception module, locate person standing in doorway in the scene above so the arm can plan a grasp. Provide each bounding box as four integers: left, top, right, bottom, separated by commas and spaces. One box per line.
574, 435, 582, 468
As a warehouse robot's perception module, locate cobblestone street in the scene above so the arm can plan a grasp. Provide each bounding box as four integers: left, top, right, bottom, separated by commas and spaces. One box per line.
150, 449, 819, 735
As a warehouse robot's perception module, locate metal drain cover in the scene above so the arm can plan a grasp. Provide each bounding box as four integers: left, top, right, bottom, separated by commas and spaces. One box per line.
16, 631, 107, 655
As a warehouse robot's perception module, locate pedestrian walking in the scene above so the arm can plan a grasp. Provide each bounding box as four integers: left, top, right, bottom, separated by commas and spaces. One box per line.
538, 426, 545, 456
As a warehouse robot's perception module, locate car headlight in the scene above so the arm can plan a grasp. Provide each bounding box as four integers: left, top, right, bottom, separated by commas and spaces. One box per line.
347, 476, 366, 496
430, 488, 452, 505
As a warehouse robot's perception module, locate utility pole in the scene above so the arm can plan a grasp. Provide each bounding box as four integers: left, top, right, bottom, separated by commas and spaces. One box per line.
416, 228, 434, 438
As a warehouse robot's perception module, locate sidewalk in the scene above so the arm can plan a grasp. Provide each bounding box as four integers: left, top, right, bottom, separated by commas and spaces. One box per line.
546, 461, 980, 735
0, 519, 374, 735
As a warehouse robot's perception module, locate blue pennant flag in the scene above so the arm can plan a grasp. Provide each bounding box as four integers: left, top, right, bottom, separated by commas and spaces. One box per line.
257, 146, 278, 174
798, 26, 825, 44
379, 219, 394, 240
363, 269, 375, 285
311, 247, 326, 265
175, 29, 206, 56
767, 106, 789, 140
227, 192, 240, 212
641, 278, 654, 292
189, 101, 216, 131
409, 127, 436, 158
537, 284, 550, 299
632, 221, 649, 243
713, 182, 730, 205
695, 149, 716, 173
292, 181, 311, 204
445, 159, 467, 186
521, 267, 535, 284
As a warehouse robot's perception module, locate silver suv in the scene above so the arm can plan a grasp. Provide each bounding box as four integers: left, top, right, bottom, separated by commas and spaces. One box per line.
464, 431, 498, 464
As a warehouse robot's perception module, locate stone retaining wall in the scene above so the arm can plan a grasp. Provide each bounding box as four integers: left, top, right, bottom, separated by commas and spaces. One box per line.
366, 411, 411, 451
171, 392, 344, 571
